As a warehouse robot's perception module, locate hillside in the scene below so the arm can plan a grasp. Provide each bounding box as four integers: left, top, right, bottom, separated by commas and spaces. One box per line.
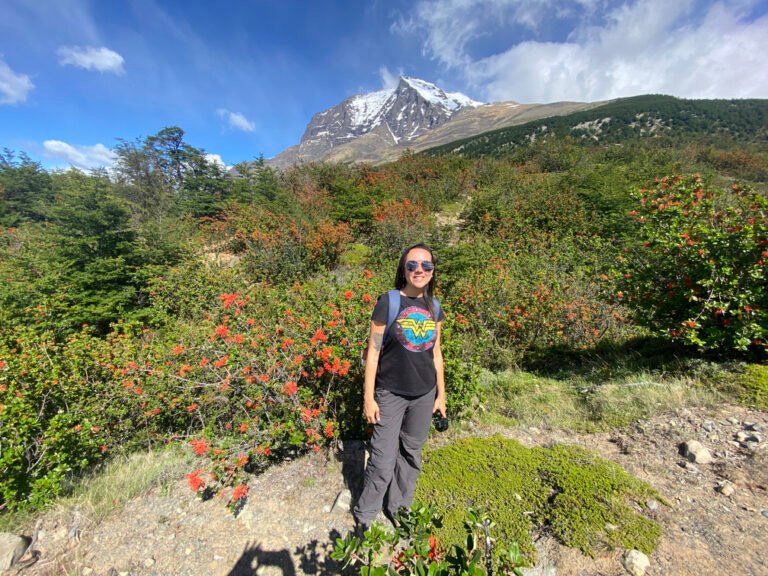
423, 95, 768, 158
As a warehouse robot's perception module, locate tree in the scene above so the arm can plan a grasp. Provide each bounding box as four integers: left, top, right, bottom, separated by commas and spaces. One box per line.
0, 150, 54, 226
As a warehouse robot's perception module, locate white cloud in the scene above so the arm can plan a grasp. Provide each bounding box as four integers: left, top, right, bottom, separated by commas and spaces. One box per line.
217, 108, 255, 132
43, 140, 116, 170
0, 57, 34, 104
399, 0, 768, 102
57, 46, 125, 75
205, 153, 227, 168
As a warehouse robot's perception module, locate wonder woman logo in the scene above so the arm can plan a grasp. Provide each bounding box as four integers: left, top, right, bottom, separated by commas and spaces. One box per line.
397, 318, 437, 339
395, 306, 437, 352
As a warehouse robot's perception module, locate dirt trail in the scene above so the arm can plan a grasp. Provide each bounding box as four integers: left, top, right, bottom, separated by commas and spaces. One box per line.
13, 404, 768, 576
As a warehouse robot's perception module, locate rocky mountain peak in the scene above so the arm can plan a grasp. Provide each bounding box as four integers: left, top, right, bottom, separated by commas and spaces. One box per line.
278, 77, 483, 167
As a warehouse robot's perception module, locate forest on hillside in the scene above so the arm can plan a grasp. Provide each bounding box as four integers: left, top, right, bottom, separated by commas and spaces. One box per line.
1, 123, 767, 515
426, 95, 768, 162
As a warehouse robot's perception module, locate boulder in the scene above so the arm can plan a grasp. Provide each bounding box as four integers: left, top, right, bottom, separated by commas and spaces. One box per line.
681, 440, 713, 464
0, 533, 30, 570
623, 549, 650, 576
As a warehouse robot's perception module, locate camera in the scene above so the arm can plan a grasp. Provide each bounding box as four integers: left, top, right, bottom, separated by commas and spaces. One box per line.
432, 411, 449, 432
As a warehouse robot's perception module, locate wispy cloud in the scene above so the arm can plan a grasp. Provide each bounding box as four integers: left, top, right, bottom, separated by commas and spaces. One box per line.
0, 57, 34, 104
378, 66, 403, 90
217, 108, 255, 132
397, 0, 768, 102
57, 46, 125, 75
43, 140, 116, 170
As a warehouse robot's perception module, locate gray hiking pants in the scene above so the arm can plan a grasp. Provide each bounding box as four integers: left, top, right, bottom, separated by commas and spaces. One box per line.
353, 387, 435, 525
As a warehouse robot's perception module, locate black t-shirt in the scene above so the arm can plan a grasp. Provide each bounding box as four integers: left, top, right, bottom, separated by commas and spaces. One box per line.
371, 292, 445, 397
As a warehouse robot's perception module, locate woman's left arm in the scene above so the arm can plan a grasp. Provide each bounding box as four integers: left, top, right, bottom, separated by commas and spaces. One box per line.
433, 320, 447, 417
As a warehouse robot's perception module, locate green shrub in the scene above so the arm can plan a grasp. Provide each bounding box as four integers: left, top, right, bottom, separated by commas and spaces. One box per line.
332, 504, 529, 576
416, 436, 662, 564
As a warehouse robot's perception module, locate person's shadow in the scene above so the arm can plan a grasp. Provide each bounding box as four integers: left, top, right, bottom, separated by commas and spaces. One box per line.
336, 438, 367, 506
227, 541, 296, 576
227, 440, 368, 575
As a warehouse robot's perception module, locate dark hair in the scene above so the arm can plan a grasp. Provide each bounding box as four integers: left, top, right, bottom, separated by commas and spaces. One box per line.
395, 242, 437, 317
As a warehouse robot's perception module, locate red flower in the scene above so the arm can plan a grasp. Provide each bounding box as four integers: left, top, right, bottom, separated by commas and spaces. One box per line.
190, 438, 209, 455
187, 469, 205, 492
172, 344, 185, 355
362, 293, 372, 303
344, 290, 354, 300
324, 421, 335, 439
215, 325, 230, 338
311, 328, 328, 345
233, 334, 244, 345
238, 423, 248, 433
231, 484, 248, 501
187, 403, 199, 412
283, 381, 298, 396
220, 293, 239, 309
213, 355, 229, 369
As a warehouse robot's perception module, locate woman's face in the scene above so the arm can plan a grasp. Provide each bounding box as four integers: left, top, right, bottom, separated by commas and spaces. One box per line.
403, 247, 434, 291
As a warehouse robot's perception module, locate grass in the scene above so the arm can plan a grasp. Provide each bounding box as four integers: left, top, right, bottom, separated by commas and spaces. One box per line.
480, 363, 738, 432
0, 445, 195, 534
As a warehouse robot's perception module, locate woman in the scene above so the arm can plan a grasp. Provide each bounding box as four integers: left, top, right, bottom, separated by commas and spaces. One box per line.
353, 243, 446, 533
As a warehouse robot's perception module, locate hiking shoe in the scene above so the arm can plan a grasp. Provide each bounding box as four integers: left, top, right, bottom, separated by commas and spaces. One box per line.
382, 508, 399, 529
353, 520, 370, 539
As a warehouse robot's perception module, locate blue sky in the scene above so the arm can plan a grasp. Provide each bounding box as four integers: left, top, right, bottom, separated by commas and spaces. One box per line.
1, 0, 767, 170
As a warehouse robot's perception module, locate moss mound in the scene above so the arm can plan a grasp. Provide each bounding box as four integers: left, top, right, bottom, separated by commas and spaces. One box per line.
415, 436, 661, 564
737, 364, 768, 409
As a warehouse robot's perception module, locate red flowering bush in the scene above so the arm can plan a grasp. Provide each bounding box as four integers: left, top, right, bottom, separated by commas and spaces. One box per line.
371, 198, 432, 258
618, 175, 767, 352
449, 235, 633, 367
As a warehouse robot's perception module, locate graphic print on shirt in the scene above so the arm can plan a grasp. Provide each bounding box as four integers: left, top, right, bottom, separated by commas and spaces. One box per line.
394, 305, 437, 352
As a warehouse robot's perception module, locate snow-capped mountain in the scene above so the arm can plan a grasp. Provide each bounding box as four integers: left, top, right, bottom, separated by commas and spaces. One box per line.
269, 77, 483, 167
266, 77, 601, 168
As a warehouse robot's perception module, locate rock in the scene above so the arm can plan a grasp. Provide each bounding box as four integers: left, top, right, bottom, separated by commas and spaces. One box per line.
623, 549, 650, 576
762, 510, 768, 518
331, 489, 352, 514
745, 422, 762, 433
727, 417, 739, 425
703, 421, 716, 433
0, 533, 30, 570
681, 461, 700, 474
681, 440, 713, 464
716, 480, 735, 497
646, 499, 659, 511
143, 557, 156, 568
735, 431, 750, 442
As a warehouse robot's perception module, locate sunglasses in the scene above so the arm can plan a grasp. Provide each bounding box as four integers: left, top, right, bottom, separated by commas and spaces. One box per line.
405, 260, 435, 272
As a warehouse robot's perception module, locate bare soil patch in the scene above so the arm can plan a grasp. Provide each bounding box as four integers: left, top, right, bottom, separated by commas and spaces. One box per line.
12, 404, 768, 576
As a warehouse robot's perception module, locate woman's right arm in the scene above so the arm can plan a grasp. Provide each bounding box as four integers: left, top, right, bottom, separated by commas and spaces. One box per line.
363, 320, 386, 424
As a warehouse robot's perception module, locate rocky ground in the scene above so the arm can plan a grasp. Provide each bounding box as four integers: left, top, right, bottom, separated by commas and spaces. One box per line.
3, 403, 767, 576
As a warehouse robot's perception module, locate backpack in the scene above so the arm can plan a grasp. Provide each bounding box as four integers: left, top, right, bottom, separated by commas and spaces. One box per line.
361, 290, 442, 365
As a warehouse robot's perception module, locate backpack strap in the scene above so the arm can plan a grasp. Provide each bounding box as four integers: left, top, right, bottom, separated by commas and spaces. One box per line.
384, 289, 401, 343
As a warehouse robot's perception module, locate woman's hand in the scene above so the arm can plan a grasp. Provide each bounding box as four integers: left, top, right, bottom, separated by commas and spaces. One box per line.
364, 397, 380, 424
433, 395, 447, 418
